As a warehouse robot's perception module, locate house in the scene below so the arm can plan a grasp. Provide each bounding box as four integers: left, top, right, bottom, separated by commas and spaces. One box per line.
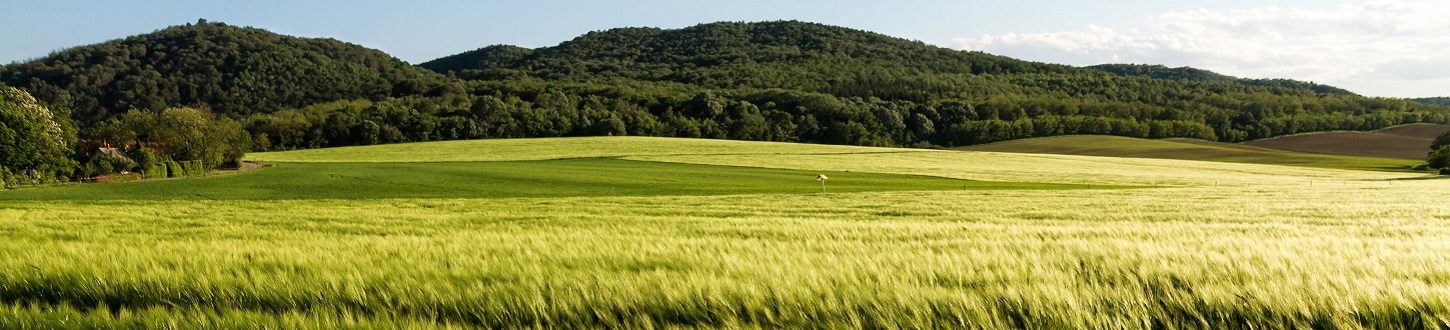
85, 145, 136, 177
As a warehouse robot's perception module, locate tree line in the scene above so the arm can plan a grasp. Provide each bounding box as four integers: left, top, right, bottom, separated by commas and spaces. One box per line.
236, 79, 1450, 151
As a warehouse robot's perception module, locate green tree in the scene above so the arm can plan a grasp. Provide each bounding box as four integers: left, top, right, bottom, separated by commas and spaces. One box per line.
1432, 131, 1450, 152
102, 107, 251, 170
129, 147, 159, 174
0, 87, 75, 184
1428, 146, 1450, 169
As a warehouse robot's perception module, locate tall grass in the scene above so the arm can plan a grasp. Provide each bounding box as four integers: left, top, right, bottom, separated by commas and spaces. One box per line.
4, 186, 1450, 328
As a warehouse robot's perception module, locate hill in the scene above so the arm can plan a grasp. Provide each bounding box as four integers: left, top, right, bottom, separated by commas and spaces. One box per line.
425, 20, 1450, 147
423, 21, 1071, 98
0, 19, 452, 124
958, 135, 1419, 171
1244, 124, 1450, 159
1412, 97, 1450, 106
1088, 64, 1355, 95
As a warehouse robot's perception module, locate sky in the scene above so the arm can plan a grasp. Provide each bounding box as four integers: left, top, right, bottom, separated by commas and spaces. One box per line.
3, 0, 1445, 98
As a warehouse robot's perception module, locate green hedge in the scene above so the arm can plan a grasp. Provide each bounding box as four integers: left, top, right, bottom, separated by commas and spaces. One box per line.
143, 164, 167, 179
166, 161, 184, 178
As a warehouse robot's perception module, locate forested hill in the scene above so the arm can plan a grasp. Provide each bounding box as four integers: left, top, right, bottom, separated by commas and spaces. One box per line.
6, 20, 1450, 163
423, 21, 1076, 101
424, 22, 1355, 102
1088, 64, 1355, 95
420, 20, 1449, 145
0, 19, 451, 125
1413, 97, 1450, 106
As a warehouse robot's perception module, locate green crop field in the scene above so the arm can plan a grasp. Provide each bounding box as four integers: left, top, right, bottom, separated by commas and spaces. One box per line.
0, 159, 1100, 201
959, 135, 1421, 172
3, 136, 1449, 329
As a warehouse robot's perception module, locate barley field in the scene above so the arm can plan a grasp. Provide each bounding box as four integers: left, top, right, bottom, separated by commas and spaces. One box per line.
3, 137, 1448, 328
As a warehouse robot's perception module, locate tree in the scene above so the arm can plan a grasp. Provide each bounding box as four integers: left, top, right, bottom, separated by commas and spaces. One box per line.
100, 107, 251, 170
1432, 131, 1450, 153
129, 146, 159, 174
0, 87, 76, 184
593, 117, 627, 136
1428, 146, 1450, 169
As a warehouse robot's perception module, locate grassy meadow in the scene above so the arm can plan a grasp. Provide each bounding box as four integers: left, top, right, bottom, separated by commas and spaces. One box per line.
3, 136, 1450, 328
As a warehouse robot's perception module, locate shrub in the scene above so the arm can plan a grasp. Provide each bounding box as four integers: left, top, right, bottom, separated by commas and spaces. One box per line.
182, 160, 206, 176
144, 164, 167, 179
0, 166, 11, 189
95, 158, 115, 175
104, 154, 136, 174
166, 161, 184, 178
131, 147, 158, 172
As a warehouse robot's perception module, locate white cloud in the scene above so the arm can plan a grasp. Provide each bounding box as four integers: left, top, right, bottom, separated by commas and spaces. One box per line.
951, 0, 1450, 97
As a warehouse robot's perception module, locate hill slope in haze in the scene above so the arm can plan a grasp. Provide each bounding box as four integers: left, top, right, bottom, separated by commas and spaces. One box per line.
1088, 64, 1355, 95
0, 19, 451, 124
1412, 97, 1450, 106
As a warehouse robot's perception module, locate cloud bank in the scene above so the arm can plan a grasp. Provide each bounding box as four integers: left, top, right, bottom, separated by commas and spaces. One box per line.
952, 1, 1450, 97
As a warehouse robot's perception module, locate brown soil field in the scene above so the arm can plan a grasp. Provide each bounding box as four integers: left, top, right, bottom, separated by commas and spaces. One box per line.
1376, 123, 1450, 139
1245, 124, 1450, 159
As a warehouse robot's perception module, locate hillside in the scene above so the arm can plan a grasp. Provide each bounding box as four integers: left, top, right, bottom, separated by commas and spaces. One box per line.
425, 20, 1450, 147
423, 21, 1072, 98
1412, 97, 1450, 106
1245, 124, 1450, 159
1089, 64, 1354, 95
958, 135, 1419, 171
0, 19, 452, 124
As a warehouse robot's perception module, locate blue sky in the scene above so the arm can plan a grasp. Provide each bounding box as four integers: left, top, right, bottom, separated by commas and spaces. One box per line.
3, 1, 1445, 97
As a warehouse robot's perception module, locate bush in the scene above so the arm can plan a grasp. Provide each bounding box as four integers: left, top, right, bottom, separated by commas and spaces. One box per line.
0, 166, 12, 189
107, 154, 136, 173
131, 147, 158, 172
95, 159, 114, 176
179, 160, 206, 176
144, 164, 167, 179
1441, 168, 1450, 175
166, 161, 184, 178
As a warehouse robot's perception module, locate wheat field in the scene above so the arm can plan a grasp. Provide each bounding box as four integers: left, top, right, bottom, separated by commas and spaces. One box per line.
3, 137, 1448, 328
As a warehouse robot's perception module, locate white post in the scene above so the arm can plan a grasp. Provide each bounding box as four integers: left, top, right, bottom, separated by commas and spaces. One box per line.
816, 174, 829, 197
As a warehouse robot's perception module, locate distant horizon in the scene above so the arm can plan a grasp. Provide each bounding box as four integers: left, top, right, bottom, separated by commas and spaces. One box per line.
3, 1, 1444, 98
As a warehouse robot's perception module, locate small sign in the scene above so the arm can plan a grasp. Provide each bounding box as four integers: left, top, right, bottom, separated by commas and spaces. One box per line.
817, 174, 828, 181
